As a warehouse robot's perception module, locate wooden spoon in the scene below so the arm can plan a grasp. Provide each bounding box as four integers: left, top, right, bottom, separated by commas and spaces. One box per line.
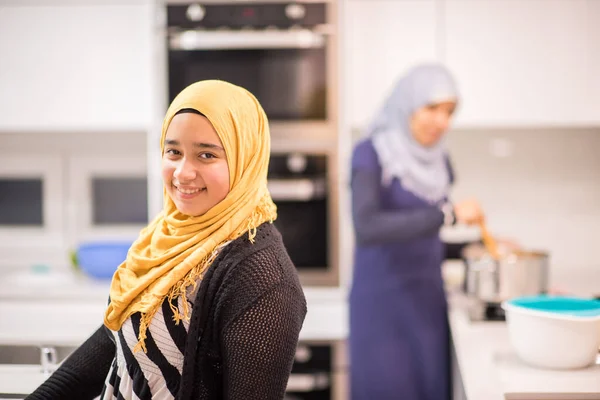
478, 217, 501, 260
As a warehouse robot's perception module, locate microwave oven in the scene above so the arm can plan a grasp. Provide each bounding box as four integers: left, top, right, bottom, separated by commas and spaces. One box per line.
0, 155, 65, 266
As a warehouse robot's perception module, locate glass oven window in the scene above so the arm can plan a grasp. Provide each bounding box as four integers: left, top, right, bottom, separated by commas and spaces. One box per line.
0, 178, 44, 226
91, 177, 148, 225
273, 199, 328, 269
268, 154, 329, 269
168, 48, 327, 120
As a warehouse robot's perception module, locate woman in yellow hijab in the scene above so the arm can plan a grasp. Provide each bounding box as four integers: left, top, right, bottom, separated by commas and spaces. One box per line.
27, 80, 307, 400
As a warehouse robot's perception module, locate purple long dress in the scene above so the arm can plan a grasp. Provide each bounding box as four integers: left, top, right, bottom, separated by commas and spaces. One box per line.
349, 138, 453, 400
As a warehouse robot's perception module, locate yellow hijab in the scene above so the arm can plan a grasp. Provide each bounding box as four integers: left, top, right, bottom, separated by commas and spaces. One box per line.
104, 80, 277, 352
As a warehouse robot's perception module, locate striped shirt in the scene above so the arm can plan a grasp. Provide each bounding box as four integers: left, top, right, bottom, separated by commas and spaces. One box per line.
100, 243, 229, 400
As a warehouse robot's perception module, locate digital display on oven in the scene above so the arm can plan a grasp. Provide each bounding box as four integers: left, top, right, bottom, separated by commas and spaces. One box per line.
241, 7, 256, 18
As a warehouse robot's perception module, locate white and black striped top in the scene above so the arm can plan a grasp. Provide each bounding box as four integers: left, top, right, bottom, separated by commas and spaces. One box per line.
99, 290, 194, 400
100, 244, 229, 400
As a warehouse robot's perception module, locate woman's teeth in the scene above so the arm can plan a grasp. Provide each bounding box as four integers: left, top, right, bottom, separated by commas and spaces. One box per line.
176, 186, 202, 194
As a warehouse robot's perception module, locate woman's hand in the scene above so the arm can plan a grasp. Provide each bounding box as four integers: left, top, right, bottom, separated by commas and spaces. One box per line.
496, 237, 521, 253
453, 198, 483, 225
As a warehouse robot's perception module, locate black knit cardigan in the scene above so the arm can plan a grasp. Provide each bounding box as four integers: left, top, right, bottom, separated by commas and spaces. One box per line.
26, 222, 307, 400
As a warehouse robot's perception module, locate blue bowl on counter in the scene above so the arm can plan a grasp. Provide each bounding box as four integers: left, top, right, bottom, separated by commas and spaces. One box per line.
76, 241, 133, 279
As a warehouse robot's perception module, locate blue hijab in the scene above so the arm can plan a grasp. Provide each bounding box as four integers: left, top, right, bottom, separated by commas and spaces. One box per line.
367, 64, 459, 204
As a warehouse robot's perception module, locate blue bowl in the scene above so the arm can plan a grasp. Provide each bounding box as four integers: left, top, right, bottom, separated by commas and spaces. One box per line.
76, 241, 133, 279
506, 295, 600, 318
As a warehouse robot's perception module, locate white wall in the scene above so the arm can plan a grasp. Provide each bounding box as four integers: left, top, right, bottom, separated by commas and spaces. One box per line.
447, 127, 600, 294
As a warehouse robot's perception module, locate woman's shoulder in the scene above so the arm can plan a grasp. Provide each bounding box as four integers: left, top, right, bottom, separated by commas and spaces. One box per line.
351, 138, 380, 171
215, 222, 301, 292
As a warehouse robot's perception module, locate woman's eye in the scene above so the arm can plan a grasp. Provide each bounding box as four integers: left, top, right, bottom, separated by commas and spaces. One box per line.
165, 149, 181, 156
199, 153, 216, 160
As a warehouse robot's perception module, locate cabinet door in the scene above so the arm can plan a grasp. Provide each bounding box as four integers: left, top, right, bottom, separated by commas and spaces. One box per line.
589, 0, 600, 120
0, 4, 152, 132
344, 0, 438, 131
444, 0, 597, 127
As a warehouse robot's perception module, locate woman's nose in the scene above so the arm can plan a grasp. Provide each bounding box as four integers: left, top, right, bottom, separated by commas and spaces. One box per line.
436, 111, 451, 131
173, 159, 196, 182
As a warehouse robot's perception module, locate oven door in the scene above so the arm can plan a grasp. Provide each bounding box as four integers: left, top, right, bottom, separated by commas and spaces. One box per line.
268, 177, 328, 269
168, 29, 329, 122
68, 156, 148, 243
0, 155, 64, 266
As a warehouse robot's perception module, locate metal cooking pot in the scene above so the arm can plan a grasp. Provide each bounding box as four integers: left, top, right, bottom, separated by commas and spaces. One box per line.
462, 244, 550, 303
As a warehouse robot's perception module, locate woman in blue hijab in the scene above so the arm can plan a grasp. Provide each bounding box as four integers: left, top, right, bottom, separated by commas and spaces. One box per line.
349, 64, 483, 400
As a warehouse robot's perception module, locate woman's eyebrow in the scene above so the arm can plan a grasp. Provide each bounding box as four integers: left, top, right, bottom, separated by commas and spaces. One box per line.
164, 139, 224, 152
193, 142, 225, 151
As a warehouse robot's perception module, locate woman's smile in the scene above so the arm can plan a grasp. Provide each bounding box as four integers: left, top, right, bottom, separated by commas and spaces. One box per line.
172, 183, 206, 200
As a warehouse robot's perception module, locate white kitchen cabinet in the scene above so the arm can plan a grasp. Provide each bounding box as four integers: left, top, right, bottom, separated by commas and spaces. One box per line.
0, 3, 153, 132
444, 0, 600, 128
589, 0, 600, 121
343, 0, 439, 131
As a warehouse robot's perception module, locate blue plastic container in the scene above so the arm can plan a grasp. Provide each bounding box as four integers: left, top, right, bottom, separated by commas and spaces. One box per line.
506, 295, 600, 318
76, 241, 133, 279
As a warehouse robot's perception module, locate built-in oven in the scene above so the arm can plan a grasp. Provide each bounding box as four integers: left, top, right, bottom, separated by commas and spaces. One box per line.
267, 152, 337, 286
153, 0, 341, 286
286, 344, 331, 400
67, 155, 149, 244
0, 155, 64, 267
0, 133, 150, 271
286, 342, 348, 400
165, 0, 338, 138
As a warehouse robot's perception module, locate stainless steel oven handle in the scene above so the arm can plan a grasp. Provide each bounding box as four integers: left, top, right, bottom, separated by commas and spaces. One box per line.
267, 178, 326, 201
286, 372, 330, 392
169, 29, 327, 50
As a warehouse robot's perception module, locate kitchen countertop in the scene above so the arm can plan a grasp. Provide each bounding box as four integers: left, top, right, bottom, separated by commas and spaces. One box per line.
449, 294, 600, 400
0, 272, 348, 396
1, 269, 599, 399
0, 365, 48, 398
0, 286, 348, 347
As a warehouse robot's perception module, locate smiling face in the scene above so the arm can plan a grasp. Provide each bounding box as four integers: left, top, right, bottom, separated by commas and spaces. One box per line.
161, 111, 230, 217
409, 100, 457, 147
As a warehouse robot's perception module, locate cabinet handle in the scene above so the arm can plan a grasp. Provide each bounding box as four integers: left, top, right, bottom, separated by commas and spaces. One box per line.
286, 372, 330, 392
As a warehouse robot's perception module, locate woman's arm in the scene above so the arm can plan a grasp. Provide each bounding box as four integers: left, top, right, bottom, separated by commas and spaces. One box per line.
25, 325, 115, 400
352, 168, 445, 245
221, 282, 306, 400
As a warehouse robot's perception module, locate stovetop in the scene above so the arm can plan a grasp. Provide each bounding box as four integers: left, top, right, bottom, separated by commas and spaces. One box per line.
468, 301, 506, 322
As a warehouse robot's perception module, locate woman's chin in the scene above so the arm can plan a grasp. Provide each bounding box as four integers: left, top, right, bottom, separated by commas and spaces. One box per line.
173, 201, 206, 217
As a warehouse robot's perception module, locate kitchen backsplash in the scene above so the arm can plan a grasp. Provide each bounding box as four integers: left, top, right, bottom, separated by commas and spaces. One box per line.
447, 128, 599, 262
446, 127, 600, 294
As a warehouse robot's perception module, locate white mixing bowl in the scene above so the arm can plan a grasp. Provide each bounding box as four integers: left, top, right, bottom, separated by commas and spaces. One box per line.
502, 296, 600, 370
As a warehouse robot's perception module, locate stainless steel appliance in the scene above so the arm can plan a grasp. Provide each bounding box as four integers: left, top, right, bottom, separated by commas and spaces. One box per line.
0, 155, 64, 263
165, 0, 338, 139
68, 155, 148, 243
286, 344, 332, 399
286, 342, 347, 400
462, 244, 550, 321
161, 0, 340, 286
268, 152, 338, 286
